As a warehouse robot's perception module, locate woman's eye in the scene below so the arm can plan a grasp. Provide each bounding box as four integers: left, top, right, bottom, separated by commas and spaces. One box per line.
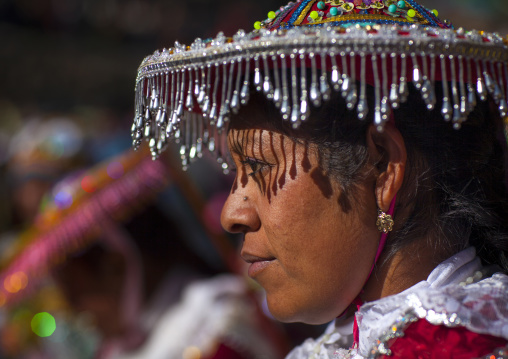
240, 158, 269, 177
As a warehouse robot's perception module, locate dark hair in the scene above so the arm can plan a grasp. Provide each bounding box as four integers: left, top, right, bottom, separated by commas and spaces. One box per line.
318, 86, 508, 272
245, 84, 508, 272
404, 96, 505, 259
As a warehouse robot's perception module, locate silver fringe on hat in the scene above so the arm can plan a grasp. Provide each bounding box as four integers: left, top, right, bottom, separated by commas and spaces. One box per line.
131, 25, 508, 172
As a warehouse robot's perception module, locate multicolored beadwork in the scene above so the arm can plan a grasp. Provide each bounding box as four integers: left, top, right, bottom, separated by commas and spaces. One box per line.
131, 0, 508, 172
257, 0, 447, 30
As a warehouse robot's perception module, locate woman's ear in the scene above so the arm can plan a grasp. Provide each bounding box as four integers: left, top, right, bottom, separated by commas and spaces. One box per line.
366, 123, 407, 212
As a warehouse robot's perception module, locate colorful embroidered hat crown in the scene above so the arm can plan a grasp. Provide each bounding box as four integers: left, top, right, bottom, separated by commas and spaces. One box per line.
131, 0, 508, 172
257, 0, 449, 29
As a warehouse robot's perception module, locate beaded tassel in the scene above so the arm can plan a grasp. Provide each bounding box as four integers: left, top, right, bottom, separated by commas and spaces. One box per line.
132, 27, 508, 171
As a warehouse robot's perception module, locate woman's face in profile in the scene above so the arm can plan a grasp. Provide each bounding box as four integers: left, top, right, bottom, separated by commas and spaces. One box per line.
221, 112, 381, 324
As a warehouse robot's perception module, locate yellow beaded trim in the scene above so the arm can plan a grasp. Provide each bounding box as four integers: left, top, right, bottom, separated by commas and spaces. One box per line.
294, 0, 318, 26
310, 13, 429, 26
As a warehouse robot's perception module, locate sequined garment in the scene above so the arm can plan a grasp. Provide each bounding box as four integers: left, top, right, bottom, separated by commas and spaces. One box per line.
286, 247, 508, 359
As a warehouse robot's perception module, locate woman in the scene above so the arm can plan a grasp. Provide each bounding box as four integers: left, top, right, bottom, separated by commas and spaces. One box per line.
131, 0, 508, 357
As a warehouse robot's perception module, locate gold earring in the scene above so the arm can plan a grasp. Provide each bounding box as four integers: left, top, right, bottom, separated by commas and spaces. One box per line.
376, 209, 394, 233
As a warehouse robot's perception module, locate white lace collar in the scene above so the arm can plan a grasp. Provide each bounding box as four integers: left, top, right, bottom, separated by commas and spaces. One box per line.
356, 247, 483, 356
286, 247, 508, 359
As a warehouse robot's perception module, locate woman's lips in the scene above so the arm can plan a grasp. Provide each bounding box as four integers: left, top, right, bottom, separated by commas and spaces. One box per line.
247, 260, 274, 278
242, 253, 275, 278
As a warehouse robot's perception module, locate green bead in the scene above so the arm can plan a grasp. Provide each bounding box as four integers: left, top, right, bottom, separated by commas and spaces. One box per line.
317, 1, 326, 10
388, 4, 397, 13
268, 11, 276, 19
310, 10, 319, 20
432, 9, 438, 17
407, 9, 416, 17
330, 7, 339, 16
254, 21, 262, 30
397, 1, 405, 8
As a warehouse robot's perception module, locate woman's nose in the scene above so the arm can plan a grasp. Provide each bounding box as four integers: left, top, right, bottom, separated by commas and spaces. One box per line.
221, 191, 261, 234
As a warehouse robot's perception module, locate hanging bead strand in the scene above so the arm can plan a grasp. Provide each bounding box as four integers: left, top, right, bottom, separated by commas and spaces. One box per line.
309, 52, 321, 107
440, 55, 452, 121
254, 56, 262, 91
389, 53, 399, 109
299, 53, 310, 123
231, 57, 243, 113
272, 53, 283, 108
494, 62, 507, 116
208, 64, 220, 121
346, 52, 358, 110
466, 58, 477, 113
281, 53, 290, 119
476, 60, 487, 101
426, 54, 437, 110
458, 56, 468, 119
372, 54, 384, 131
357, 53, 368, 120
262, 54, 274, 99
320, 52, 331, 102
240, 57, 251, 105
330, 51, 341, 91
381, 53, 390, 123
290, 52, 300, 125
341, 50, 350, 100
399, 53, 409, 102
450, 55, 462, 127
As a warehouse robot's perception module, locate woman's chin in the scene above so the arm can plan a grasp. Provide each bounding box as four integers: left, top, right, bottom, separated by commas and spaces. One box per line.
266, 297, 340, 325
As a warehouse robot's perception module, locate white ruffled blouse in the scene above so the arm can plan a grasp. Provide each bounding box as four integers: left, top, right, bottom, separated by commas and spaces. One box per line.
286, 247, 508, 359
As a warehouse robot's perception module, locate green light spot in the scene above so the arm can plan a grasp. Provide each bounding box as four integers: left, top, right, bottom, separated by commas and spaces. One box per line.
31, 312, 56, 337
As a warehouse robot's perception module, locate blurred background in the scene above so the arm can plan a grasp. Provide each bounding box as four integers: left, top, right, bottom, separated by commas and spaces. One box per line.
0, 0, 507, 358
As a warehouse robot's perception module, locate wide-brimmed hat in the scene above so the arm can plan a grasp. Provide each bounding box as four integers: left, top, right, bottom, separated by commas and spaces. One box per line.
131, 0, 508, 171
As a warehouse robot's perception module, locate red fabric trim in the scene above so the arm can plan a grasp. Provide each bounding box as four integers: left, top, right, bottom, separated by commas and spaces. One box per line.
279, 2, 301, 26
352, 297, 364, 348
379, 318, 508, 359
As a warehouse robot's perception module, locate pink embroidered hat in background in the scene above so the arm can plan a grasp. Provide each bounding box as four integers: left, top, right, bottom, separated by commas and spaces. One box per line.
0, 147, 237, 307
130, 0, 508, 171
0, 148, 168, 306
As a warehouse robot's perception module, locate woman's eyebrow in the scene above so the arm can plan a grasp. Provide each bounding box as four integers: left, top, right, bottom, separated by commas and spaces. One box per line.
228, 130, 242, 154
229, 129, 261, 155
